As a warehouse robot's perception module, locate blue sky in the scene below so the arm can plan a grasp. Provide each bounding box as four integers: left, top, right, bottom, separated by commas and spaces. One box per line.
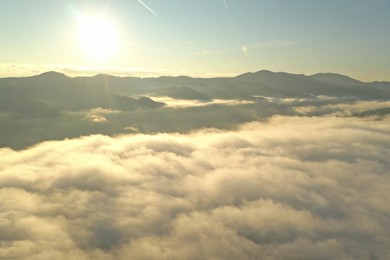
0, 0, 389, 80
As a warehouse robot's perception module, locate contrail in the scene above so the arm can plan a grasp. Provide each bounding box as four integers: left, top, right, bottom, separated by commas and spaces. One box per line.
222, 0, 229, 9
222, 0, 235, 26
137, 0, 157, 16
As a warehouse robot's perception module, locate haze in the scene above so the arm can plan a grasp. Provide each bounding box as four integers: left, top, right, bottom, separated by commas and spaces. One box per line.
0, 1, 389, 259
1, 0, 390, 81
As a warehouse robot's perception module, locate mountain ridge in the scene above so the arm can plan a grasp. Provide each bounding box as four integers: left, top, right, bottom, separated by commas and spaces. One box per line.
3, 69, 388, 84
1, 69, 389, 149
1, 69, 388, 101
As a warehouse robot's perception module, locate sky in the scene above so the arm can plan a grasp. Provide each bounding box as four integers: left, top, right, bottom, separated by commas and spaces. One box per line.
0, 0, 389, 81
1, 1, 390, 258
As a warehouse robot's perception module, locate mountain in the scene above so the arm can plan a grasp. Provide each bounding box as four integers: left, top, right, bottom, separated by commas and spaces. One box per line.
0, 72, 166, 113
33, 71, 69, 79
232, 70, 384, 98
368, 81, 390, 96
1, 70, 388, 111
310, 73, 363, 86
115, 96, 165, 111
153, 86, 211, 100
1, 69, 388, 114
1, 70, 389, 149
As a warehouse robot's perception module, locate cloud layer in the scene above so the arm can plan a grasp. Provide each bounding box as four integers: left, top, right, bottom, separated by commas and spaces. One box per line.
1, 116, 389, 259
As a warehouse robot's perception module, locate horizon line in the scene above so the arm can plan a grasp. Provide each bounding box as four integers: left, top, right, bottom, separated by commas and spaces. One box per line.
0, 63, 388, 83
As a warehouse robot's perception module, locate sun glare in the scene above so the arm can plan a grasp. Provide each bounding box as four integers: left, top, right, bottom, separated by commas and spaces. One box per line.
77, 15, 119, 60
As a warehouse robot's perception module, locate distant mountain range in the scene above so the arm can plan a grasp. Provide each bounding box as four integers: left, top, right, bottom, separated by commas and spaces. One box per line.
1, 70, 389, 149
1, 70, 389, 112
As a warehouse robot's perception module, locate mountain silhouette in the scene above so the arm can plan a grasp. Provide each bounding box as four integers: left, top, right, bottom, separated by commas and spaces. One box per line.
232, 70, 383, 98
310, 73, 363, 86
3, 69, 386, 100
0, 70, 389, 149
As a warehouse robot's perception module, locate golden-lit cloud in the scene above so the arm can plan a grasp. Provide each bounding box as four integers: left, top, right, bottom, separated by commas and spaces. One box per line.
152, 96, 254, 108
1, 116, 389, 259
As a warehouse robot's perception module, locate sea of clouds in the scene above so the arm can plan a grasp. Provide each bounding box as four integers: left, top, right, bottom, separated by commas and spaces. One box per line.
1, 116, 389, 259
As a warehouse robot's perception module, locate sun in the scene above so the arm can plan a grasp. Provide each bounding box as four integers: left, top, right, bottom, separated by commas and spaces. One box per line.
77, 14, 120, 61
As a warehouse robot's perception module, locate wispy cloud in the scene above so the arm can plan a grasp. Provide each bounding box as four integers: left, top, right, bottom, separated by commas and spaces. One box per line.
221, 0, 235, 26
193, 49, 216, 55
241, 40, 297, 56
136, 0, 157, 16
185, 40, 196, 46
251, 40, 298, 50
222, 0, 229, 9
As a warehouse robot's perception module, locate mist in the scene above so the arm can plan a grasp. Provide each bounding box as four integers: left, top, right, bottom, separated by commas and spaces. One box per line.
1, 116, 389, 259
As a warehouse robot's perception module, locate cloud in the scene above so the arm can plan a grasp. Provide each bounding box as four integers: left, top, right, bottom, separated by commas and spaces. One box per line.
136, 0, 157, 16
185, 40, 196, 46
151, 97, 254, 108
294, 100, 390, 116
83, 114, 108, 123
240, 40, 298, 55
1, 115, 389, 259
242, 45, 249, 55
222, 0, 229, 9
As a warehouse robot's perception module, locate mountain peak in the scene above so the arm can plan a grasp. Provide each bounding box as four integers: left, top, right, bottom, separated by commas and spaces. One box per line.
36, 71, 68, 79
255, 69, 275, 74
236, 69, 275, 78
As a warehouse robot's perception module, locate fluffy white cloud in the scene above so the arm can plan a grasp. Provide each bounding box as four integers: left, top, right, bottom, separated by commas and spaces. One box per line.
1, 116, 389, 259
